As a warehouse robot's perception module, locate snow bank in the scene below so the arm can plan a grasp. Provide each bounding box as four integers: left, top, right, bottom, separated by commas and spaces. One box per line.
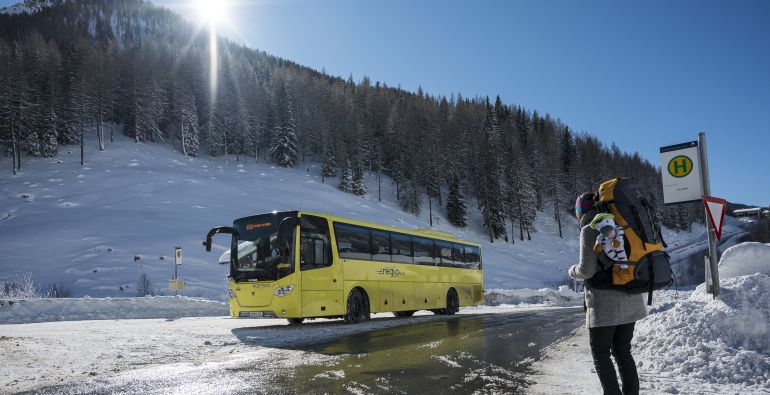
634, 273, 770, 390
484, 285, 582, 307
718, 242, 770, 279
0, 296, 227, 324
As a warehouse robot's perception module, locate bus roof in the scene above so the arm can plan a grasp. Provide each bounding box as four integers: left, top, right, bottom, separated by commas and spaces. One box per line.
299, 211, 480, 247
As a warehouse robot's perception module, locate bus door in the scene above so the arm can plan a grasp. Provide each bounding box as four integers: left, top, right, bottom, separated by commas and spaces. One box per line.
299, 214, 343, 316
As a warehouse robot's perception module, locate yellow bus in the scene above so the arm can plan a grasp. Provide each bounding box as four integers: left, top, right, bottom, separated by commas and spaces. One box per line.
205, 210, 483, 324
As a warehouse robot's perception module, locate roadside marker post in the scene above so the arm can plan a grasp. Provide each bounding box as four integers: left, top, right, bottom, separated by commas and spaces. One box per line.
660, 132, 720, 297
173, 246, 182, 296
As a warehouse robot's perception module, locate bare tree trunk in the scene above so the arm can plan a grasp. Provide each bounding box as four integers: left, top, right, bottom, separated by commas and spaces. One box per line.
429, 197, 433, 227
378, 171, 381, 202
511, 221, 515, 245
526, 227, 531, 241
180, 124, 186, 156
15, 101, 22, 172
98, 112, 105, 151
80, 123, 84, 166
110, 123, 114, 143
11, 126, 18, 176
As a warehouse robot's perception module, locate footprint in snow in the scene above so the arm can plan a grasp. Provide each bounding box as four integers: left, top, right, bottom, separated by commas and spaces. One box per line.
57, 202, 80, 208
16, 193, 34, 202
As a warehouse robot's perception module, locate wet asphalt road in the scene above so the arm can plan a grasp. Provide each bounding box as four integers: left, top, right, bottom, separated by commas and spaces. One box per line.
28, 307, 584, 394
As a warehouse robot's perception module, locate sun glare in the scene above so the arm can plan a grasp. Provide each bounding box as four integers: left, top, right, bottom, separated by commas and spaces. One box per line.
195, 0, 228, 25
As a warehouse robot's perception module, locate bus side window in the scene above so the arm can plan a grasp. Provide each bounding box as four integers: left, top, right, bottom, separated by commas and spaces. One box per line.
371, 229, 391, 262
413, 237, 434, 266
452, 243, 465, 268
465, 245, 481, 270
300, 215, 331, 270
436, 241, 453, 267
334, 223, 372, 260
391, 233, 413, 264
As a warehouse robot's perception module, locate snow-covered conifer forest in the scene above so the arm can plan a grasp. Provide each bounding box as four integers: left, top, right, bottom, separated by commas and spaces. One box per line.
0, 0, 705, 239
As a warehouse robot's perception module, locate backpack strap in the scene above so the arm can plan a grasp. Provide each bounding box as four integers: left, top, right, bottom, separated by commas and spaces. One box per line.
630, 205, 649, 249
647, 261, 654, 306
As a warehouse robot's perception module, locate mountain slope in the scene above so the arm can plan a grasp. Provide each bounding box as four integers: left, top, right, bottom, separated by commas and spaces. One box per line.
0, 134, 582, 299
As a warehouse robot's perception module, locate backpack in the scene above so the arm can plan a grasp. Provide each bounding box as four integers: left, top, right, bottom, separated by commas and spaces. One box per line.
587, 177, 673, 305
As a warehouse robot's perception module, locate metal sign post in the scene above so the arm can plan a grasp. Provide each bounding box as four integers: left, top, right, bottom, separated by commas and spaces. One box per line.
698, 132, 720, 298
660, 132, 719, 297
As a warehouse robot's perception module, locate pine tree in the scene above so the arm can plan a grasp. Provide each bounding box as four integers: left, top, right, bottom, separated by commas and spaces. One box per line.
479, 100, 507, 242
321, 141, 337, 181
178, 93, 199, 157
399, 178, 422, 216
339, 158, 353, 193
446, 173, 467, 227
352, 161, 367, 196
270, 81, 298, 167
39, 107, 58, 157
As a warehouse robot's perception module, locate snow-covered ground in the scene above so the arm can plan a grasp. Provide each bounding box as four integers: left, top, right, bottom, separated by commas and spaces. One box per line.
531, 241, 770, 394
0, 133, 584, 300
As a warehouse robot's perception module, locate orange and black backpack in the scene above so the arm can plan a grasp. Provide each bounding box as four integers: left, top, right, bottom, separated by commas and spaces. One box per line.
588, 177, 673, 305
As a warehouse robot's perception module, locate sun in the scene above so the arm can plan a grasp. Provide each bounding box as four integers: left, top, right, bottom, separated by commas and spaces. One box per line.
195, 0, 228, 25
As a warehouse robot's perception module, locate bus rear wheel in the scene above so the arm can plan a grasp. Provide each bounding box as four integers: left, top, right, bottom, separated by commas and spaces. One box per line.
344, 288, 370, 324
287, 318, 304, 325
439, 289, 459, 315
393, 310, 416, 318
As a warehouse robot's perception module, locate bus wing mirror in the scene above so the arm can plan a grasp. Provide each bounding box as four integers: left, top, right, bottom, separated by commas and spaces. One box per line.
278, 217, 299, 234
204, 226, 240, 252
277, 217, 300, 246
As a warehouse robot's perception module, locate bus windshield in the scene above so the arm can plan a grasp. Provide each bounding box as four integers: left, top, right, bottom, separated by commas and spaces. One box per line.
230, 212, 296, 281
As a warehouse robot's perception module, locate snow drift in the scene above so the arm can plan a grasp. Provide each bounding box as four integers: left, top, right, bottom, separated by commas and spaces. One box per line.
718, 242, 770, 279
633, 242, 770, 390
484, 285, 582, 307
0, 296, 227, 324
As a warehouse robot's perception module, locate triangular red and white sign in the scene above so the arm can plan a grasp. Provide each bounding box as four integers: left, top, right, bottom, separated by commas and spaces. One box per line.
702, 195, 727, 241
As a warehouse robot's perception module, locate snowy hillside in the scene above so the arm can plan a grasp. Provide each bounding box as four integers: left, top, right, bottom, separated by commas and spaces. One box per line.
1, 134, 586, 300
0, 0, 52, 15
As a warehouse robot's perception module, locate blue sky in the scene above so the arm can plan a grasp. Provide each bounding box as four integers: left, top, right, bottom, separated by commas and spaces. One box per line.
3, 0, 768, 205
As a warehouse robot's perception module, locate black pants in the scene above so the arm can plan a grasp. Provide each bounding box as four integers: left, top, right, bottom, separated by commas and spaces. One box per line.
588, 322, 639, 395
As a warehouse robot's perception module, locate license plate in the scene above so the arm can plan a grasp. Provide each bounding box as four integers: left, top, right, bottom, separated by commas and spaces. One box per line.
249, 311, 264, 317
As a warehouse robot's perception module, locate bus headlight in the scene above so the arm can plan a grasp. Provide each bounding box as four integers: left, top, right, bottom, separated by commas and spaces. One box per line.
228, 289, 236, 299
274, 285, 294, 297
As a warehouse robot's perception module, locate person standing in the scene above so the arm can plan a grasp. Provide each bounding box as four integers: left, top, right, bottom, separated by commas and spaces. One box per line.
569, 192, 647, 395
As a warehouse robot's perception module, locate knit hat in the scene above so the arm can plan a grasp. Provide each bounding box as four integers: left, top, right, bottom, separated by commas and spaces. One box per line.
575, 193, 595, 220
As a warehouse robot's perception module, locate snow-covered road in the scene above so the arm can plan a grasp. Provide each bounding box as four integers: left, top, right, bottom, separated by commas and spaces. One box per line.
1, 306, 582, 394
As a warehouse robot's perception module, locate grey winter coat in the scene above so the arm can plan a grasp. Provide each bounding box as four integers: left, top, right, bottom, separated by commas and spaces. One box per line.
568, 225, 648, 328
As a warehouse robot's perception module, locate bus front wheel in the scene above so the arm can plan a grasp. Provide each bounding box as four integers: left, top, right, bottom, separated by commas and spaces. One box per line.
439, 289, 459, 315
345, 288, 370, 324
